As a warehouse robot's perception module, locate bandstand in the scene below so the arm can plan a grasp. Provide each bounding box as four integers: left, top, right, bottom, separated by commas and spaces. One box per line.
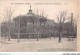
13, 5, 47, 42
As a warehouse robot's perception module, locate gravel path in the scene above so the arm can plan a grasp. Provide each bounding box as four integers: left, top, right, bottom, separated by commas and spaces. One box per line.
0, 37, 77, 52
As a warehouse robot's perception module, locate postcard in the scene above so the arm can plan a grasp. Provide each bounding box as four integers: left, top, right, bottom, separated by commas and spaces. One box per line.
0, 0, 79, 52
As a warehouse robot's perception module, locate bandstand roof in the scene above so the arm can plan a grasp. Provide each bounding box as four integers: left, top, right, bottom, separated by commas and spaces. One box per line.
13, 5, 47, 23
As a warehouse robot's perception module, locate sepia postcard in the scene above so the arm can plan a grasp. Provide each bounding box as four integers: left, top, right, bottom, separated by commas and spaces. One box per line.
0, 0, 79, 52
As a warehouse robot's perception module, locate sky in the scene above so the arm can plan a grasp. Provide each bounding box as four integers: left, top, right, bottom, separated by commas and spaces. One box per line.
0, 0, 79, 23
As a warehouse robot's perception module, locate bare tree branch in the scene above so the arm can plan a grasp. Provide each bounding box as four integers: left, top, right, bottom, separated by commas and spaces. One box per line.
56, 11, 67, 43
3, 6, 15, 41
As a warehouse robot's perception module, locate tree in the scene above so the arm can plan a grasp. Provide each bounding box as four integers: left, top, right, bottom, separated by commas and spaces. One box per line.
34, 8, 48, 41
3, 6, 15, 41
69, 13, 77, 37
56, 11, 67, 43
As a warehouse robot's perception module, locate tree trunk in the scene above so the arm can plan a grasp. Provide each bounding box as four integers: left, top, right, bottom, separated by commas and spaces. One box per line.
26, 21, 27, 33
26, 21, 27, 38
59, 32, 61, 43
28, 32, 30, 39
17, 32, 20, 43
8, 29, 10, 41
50, 34, 51, 39
37, 34, 39, 41
17, 19, 20, 43
28, 24, 30, 39
8, 24, 10, 41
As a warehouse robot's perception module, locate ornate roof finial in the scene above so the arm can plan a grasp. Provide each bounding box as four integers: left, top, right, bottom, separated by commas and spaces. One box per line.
27, 4, 32, 14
